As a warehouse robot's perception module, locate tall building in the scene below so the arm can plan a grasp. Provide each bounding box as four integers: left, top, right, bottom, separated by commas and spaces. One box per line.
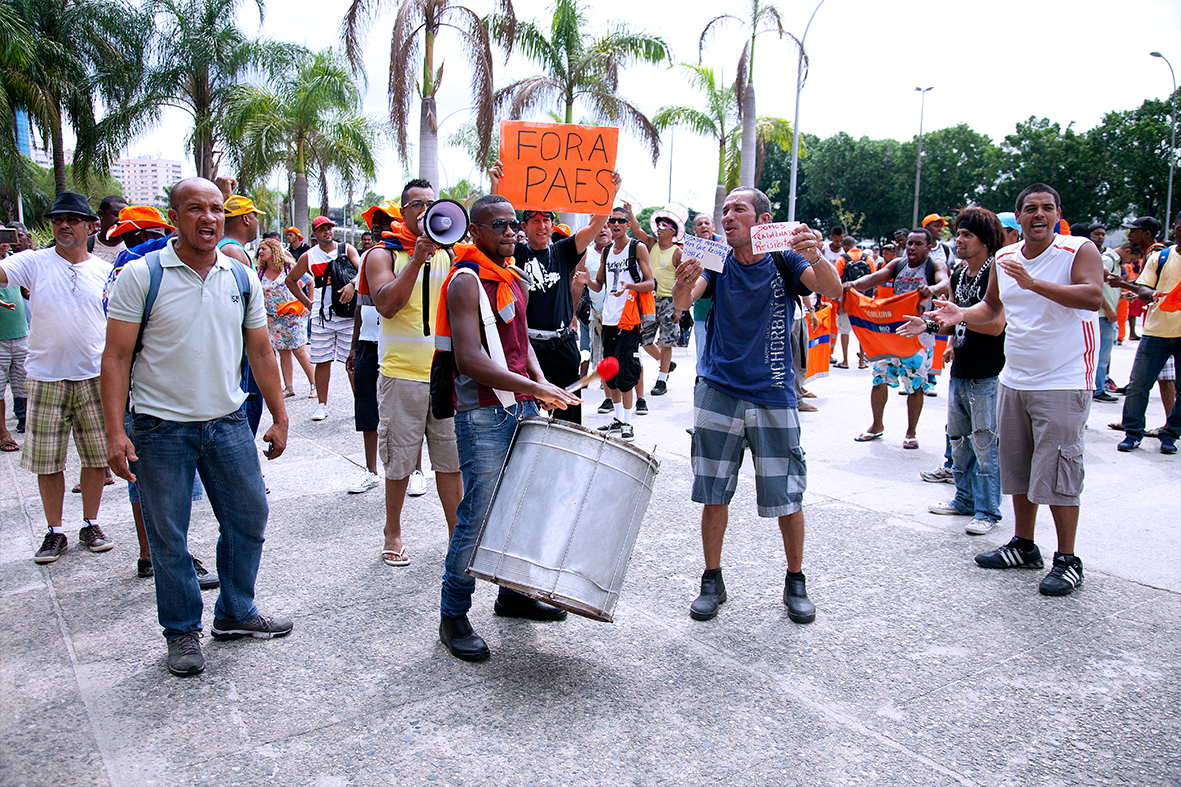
111, 157, 183, 207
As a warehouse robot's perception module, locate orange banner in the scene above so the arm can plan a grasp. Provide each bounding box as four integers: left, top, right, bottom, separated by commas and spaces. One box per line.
843, 289, 924, 362
805, 304, 834, 384
931, 333, 949, 374
498, 121, 619, 214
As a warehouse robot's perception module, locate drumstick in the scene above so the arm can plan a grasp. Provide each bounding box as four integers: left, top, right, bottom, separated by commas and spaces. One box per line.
565, 357, 620, 393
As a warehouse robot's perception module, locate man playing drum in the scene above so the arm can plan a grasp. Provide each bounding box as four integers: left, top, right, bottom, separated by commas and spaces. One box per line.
433, 194, 580, 662
672, 188, 843, 624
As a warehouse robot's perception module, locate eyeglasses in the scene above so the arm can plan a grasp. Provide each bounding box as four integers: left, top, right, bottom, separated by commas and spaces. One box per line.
473, 219, 522, 235
607, 217, 628, 225
50, 215, 88, 226
402, 199, 434, 212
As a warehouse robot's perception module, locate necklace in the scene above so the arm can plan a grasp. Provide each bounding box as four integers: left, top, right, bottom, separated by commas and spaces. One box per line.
953, 256, 992, 348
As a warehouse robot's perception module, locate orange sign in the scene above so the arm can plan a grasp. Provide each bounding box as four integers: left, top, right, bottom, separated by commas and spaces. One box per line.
498, 121, 619, 214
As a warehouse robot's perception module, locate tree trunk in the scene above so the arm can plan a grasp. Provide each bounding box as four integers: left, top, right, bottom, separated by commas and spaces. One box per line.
740, 83, 757, 188
51, 110, 67, 194
294, 171, 309, 238
419, 96, 439, 188
712, 183, 725, 230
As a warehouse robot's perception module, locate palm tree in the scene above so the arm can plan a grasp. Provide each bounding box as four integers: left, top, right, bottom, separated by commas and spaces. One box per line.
138, 0, 304, 180
223, 49, 382, 237
2, 0, 147, 194
340, 0, 516, 189
699, 0, 802, 187
490, 0, 671, 165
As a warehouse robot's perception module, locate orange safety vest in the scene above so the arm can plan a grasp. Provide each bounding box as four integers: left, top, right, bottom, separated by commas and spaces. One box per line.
843, 289, 925, 361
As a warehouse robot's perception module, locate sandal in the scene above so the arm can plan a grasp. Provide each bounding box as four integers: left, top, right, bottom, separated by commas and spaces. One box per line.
798, 402, 818, 412
308, 386, 317, 399
903, 437, 919, 450
835, 361, 849, 369
382, 547, 409, 567
0, 437, 18, 452
854, 431, 884, 442
283, 386, 295, 398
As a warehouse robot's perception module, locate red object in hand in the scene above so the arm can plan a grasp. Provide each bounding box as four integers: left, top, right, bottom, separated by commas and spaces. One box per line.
598, 357, 619, 380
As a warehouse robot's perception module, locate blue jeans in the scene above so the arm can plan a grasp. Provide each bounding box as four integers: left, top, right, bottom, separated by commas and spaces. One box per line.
1120, 334, 1181, 440
131, 409, 269, 639
441, 401, 538, 618
1095, 317, 1116, 394
947, 376, 1002, 523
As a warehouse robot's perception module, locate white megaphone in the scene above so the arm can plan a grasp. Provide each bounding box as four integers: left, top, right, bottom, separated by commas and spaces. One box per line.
422, 199, 470, 247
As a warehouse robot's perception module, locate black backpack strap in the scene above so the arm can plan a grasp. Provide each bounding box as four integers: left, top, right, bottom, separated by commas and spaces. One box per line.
626, 239, 641, 284
925, 257, 936, 285
770, 251, 803, 310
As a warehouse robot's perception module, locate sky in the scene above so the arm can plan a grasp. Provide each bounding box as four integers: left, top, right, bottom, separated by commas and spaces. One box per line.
126, 0, 1181, 218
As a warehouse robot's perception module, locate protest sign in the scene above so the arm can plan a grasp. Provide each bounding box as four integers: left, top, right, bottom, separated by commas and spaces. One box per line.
682, 234, 729, 273
750, 221, 802, 255
498, 121, 619, 214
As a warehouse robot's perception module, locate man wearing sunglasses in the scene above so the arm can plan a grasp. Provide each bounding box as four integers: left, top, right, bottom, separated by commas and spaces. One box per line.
0, 192, 113, 564
488, 160, 618, 425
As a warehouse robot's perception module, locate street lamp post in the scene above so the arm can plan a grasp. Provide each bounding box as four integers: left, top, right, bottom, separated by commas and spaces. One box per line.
911, 86, 934, 229
1151, 51, 1177, 225
787, 0, 827, 222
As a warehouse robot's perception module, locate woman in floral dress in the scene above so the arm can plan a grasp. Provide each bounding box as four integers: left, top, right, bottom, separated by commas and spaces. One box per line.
258, 237, 315, 397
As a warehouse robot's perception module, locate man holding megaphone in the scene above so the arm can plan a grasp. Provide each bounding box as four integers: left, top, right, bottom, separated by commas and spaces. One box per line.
488, 160, 621, 425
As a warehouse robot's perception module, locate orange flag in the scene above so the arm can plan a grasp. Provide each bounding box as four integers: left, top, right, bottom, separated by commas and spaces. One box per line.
843, 289, 924, 362
805, 304, 834, 384
930, 333, 949, 374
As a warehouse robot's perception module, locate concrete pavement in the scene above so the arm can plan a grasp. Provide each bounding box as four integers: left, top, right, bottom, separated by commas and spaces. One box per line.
1, 337, 1178, 786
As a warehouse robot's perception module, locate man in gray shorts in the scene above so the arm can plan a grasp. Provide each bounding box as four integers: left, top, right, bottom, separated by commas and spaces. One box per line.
672, 187, 842, 624
931, 183, 1103, 597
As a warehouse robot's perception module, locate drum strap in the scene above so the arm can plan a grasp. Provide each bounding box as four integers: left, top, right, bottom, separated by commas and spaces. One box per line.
454, 267, 517, 410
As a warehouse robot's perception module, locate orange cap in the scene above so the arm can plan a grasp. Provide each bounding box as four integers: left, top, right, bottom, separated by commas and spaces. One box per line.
106, 206, 174, 240
921, 213, 945, 228
361, 200, 401, 229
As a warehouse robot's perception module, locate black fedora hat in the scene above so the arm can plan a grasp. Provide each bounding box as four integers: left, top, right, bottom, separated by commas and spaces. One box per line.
44, 192, 98, 222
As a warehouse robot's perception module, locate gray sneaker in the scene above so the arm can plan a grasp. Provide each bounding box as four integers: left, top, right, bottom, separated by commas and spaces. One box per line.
211, 614, 293, 641
34, 531, 68, 563
78, 522, 113, 552
167, 631, 205, 677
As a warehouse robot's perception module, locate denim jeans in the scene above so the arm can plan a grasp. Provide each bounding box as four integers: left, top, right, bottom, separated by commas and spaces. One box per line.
1095, 317, 1116, 394
1120, 334, 1181, 440
947, 376, 1002, 523
131, 408, 269, 639
441, 401, 538, 618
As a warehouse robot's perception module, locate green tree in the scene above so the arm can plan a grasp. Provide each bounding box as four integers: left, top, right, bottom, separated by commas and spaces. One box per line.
223, 48, 382, 236
139, 0, 303, 180
1086, 92, 1180, 225
906, 124, 999, 218
988, 117, 1100, 223
490, 0, 671, 164
341, 0, 516, 189
3, 0, 147, 193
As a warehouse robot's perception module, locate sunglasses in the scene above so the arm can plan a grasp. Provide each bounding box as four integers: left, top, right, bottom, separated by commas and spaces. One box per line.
473, 219, 522, 234
607, 217, 628, 225
50, 215, 89, 226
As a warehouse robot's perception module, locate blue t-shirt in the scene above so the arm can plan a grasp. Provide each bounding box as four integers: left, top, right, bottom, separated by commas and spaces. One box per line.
699, 251, 811, 407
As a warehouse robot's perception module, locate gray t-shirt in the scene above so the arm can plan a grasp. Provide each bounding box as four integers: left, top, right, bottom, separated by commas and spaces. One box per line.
107, 239, 267, 421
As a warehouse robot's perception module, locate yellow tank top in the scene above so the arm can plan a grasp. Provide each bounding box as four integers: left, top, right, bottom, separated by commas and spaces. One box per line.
380, 248, 452, 381
650, 243, 678, 297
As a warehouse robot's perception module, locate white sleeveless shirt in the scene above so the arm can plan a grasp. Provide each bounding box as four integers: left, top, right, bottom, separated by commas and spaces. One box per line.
997, 234, 1098, 391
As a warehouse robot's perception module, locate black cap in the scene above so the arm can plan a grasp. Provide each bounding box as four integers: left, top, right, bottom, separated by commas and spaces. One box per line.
1122, 216, 1161, 236
44, 192, 98, 222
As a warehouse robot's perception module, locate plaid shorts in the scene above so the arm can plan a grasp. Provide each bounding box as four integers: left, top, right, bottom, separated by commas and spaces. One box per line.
690, 380, 807, 517
20, 377, 107, 475
643, 296, 679, 347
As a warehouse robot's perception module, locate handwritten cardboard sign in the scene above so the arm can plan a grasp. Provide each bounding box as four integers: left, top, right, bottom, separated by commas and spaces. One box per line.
750, 221, 802, 255
498, 121, 619, 214
682, 235, 729, 273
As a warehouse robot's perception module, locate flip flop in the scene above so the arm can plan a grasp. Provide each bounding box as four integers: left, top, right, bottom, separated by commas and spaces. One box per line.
835, 361, 849, 369
798, 402, 818, 412
0, 438, 18, 452
854, 431, 884, 442
903, 437, 919, 450
801, 390, 817, 399
382, 547, 409, 567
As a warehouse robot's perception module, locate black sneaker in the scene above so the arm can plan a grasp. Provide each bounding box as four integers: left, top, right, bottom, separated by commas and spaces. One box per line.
597, 418, 623, 435
34, 531, 67, 563
1162, 438, 1178, 455
669, 361, 677, 373
15, 418, 24, 433
1092, 392, 1119, 403
975, 536, 1044, 569
211, 614, 293, 641
620, 423, 635, 442
596, 397, 613, 414
192, 557, 219, 591
635, 397, 649, 415
167, 631, 204, 677
1039, 553, 1083, 596
650, 380, 667, 396
137, 558, 153, 578
689, 571, 727, 621
783, 572, 816, 624
78, 522, 113, 552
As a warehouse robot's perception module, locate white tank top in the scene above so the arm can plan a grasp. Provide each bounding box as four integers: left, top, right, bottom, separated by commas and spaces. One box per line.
601, 242, 637, 327
997, 235, 1098, 391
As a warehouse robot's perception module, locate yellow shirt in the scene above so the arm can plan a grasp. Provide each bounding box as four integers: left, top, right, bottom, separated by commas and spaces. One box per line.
380, 248, 452, 380
650, 243, 678, 298
1138, 246, 1181, 339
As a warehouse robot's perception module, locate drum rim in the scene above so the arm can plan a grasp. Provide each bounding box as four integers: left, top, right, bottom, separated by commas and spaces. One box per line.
518, 416, 659, 468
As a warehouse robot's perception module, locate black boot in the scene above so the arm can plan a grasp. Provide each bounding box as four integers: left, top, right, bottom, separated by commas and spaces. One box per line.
493, 589, 567, 621
689, 570, 727, 621
783, 572, 816, 624
439, 615, 490, 662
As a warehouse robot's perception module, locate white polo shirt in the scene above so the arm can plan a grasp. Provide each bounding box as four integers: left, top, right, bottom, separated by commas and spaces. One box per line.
107, 239, 267, 421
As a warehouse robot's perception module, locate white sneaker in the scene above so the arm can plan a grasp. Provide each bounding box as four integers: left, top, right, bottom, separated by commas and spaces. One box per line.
965, 518, 998, 535
407, 470, 428, 497
347, 471, 380, 494
928, 501, 969, 515
311, 404, 328, 421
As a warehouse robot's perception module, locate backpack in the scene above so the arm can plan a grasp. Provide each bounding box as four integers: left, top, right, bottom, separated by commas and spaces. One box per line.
319, 241, 357, 320
600, 239, 643, 287
839, 251, 873, 283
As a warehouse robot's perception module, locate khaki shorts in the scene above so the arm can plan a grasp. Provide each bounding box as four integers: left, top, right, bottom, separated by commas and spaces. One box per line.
998, 385, 1089, 507
20, 377, 107, 475
377, 375, 460, 479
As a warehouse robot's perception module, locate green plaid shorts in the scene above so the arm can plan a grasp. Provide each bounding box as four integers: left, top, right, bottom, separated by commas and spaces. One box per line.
20, 377, 107, 475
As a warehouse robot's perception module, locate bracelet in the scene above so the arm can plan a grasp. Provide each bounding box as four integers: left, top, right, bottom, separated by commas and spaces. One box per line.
925, 319, 940, 334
